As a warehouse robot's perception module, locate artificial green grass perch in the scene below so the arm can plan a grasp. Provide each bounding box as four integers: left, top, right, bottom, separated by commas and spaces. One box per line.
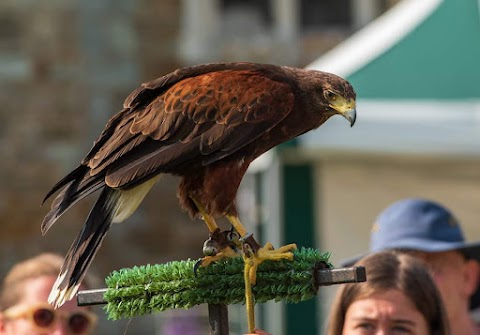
77, 247, 365, 334
104, 248, 329, 319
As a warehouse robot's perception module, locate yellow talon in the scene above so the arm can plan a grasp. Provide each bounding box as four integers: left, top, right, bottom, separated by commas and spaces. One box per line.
225, 214, 297, 333
191, 199, 242, 269
246, 243, 297, 284
243, 242, 297, 333
198, 246, 239, 267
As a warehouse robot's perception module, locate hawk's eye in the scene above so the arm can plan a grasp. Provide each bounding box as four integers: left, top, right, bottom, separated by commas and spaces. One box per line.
324, 90, 336, 101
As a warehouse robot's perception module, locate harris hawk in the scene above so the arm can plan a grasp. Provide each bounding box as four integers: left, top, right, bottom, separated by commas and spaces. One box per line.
42, 62, 356, 328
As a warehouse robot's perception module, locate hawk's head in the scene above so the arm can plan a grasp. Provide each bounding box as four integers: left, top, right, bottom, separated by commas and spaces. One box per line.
290, 68, 357, 127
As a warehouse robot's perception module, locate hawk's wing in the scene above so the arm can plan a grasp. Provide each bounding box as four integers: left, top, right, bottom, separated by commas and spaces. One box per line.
41, 63, 296, 232
86, 67, 295, 189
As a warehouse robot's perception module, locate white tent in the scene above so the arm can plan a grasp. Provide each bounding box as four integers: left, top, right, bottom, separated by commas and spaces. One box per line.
304, 0, 480, 157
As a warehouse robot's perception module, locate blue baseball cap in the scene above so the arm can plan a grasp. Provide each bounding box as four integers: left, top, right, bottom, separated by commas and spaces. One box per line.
342, 198, 480, 309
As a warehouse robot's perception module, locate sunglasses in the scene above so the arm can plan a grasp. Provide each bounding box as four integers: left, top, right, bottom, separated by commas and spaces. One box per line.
3, 303, 97, 334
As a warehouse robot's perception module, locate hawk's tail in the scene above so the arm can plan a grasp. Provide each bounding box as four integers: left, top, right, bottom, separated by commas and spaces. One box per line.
49, 176, 161, 308
42, 165, 104, 235
49, 187, 118, 308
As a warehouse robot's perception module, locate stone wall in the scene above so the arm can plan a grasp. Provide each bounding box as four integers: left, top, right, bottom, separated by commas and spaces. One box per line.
0, 0, 191, 268
0, 1, 194, 333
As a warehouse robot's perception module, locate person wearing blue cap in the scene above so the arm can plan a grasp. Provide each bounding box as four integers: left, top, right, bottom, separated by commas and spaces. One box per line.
343, 198, 480, 335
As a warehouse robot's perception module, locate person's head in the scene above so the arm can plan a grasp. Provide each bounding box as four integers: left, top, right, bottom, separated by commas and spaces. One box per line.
328, 251, 449, 335
343, 198, 480, 319
0, 253, 97, 335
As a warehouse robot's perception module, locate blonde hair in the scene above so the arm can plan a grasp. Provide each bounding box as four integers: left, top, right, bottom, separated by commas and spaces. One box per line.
327, 251, 449, 335
0, 253, 92, 310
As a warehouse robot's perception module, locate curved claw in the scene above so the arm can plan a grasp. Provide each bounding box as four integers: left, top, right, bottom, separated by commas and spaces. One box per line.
193, 246, 241, 277
193, 259, 203, 277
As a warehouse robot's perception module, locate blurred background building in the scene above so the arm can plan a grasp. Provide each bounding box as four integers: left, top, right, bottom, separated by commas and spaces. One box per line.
3, 0, 479, 334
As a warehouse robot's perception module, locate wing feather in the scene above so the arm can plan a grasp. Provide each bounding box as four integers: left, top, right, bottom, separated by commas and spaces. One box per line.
42, 166, 105, 234
72, 65, 295, 190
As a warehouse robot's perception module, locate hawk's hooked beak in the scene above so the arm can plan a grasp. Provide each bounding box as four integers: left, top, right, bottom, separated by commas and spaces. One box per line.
330, 98, 356, 127
343, 108, 356, 127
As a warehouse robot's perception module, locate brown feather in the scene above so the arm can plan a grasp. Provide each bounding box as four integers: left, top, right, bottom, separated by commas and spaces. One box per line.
87, 70, 296, 188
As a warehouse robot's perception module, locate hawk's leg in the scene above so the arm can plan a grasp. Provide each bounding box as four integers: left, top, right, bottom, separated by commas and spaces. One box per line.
226, 214, 297, 333
191, 197, 220, 233
191, 198, 240, 268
